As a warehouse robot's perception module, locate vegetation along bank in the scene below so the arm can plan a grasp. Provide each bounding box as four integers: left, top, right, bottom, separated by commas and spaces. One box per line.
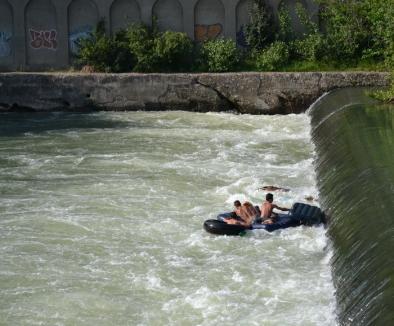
50, 0, 394, 103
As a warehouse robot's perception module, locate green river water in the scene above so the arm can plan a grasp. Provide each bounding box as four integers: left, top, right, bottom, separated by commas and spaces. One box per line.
310, 88, 394, 326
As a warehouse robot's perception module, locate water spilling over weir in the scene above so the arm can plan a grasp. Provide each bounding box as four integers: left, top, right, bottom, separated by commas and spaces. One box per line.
309, 88, 394, 326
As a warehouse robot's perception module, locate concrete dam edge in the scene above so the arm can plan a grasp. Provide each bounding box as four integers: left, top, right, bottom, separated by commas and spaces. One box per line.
0, 72, 390, 114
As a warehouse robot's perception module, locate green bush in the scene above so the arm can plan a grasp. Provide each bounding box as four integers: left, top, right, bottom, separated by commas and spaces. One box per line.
201, 39, 241, 72
153, 31, 194, 72
295, 2, 318, 36
291, 33, 324, 62
126, 25, 195, 72
74, 2, 393, 74
255, 41, 289, 71
126, 23, 157, 72
370, 72, 394, 103
318, 0, 394, 68
244, 0, 275, 51
76, 20, 135, 72
288, 3, 325, 63
111, 30, 136, 73
321, 3, 366, 61
360, 0, 394, 68
277, 5, 293, 43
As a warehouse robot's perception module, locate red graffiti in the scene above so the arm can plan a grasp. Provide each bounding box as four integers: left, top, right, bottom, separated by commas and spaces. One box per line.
29, 29, 58, 50
194, 24, 223, 42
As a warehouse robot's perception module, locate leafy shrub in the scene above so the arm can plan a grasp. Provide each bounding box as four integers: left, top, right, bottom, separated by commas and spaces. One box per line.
126, 25, 195, 72
384, 45, 394, 69
369, 72, 394, 103
153, 31, 194, 72
76, 20, 135, 72
255, 41, 289, 71
319, 1, 369, 61
244, 0, 275, 51
126, 23, 157, 72
295, 2, 318, 36
111, 30, 136, 73
359, 0, 394, 68
291, 33, 324, 62
277, 5, 293, 43
201, 39, 240, 72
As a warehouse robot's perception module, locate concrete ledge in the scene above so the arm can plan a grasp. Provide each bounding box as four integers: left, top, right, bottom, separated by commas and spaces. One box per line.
0, 72, 390, 114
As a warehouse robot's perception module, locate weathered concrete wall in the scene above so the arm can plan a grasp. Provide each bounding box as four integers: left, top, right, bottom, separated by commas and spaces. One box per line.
153, 0, 183, 32
0, 0, 318, 71
0, 72, 389, 114
0, 0, 14, 67
25, 0, 58, 67
110, 0, 141, 34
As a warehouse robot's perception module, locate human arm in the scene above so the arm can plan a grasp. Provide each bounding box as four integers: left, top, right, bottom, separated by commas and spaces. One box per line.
225, 218, 250, 227
273, 204, 290, 212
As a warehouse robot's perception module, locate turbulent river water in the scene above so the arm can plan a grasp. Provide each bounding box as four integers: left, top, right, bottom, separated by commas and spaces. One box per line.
0, 111, 336, 325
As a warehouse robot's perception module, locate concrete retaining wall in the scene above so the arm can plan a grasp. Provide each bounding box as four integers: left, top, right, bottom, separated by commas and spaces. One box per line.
0, 72, 389, 114
0, 0, 319, 71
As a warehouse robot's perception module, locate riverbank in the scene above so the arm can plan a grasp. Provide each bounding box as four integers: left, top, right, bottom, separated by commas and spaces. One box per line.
0, 72, 389, 114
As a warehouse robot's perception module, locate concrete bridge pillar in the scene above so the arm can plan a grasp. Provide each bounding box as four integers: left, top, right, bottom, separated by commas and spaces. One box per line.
139, 0, 156, 27
181, 0, 198, 39
224, 0, 238, 39
96, 0, 111, 35
13, 0, 30, 70
54, 0, 71, 69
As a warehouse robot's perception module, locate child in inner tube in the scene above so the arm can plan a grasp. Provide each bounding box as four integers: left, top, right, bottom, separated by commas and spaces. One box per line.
224, 201, 259, 227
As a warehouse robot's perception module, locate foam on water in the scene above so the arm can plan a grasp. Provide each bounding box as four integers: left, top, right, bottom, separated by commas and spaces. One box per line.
0, 111, 336, 325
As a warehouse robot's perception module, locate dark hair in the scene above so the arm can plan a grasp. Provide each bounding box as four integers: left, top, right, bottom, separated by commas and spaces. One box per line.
234, 200, 241, 207
266, 193, 273, 201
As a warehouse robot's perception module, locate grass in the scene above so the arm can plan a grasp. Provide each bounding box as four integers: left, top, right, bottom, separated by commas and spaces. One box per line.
279, 59, 388, 72
368, 72, 394, 103
237, 56, 389, 73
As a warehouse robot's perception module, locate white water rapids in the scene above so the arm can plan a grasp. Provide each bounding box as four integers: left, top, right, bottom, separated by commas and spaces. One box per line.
0, 111, 336, 325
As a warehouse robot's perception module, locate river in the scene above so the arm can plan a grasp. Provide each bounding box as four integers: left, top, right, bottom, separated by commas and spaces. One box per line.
0, 111, 335, 325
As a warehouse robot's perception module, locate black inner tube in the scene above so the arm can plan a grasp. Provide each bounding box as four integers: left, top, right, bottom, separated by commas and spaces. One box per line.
203, 219, 246, 236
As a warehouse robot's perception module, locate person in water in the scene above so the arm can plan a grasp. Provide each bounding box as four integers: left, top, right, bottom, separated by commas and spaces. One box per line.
232, 200, 242, 218
225, 201, 259, 227
260, 193, 290, 224
259, 185, 290, 192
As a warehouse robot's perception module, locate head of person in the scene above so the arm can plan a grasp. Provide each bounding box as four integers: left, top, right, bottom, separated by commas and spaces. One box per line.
243, 201, 252, 207
234, 200, 241, 208
266, 193, 274, 203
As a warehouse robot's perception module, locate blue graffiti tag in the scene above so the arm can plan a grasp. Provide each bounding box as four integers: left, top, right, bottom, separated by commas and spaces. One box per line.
69, 25, 93, 54
0, 31, 12, 57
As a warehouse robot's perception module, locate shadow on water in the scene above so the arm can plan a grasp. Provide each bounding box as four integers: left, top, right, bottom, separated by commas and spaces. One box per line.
310, 88, 394, 326
0, 112, 132, 137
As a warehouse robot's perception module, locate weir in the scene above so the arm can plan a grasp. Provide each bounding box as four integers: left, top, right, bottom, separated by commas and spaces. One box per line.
309, 88, 394, 325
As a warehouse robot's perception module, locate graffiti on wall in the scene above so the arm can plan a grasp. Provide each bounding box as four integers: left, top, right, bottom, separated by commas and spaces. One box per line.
0, 31, 12, 57
29, 29, 58, 50
69, 25, 92, 55
194, 24, 222, 42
